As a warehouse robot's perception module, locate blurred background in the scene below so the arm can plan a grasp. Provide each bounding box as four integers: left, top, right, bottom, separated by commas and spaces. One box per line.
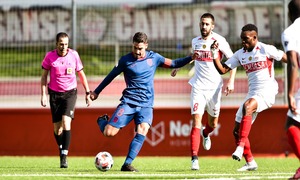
0, 0, 291, 108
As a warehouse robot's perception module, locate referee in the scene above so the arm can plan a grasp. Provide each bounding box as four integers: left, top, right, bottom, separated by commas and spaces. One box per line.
40, 32, 91, 168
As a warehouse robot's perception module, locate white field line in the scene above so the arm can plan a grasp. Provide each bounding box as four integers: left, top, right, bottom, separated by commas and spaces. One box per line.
0, 172, 293, 179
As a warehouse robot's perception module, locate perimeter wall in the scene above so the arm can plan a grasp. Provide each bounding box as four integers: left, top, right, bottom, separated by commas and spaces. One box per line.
0, 106, 291, 157
0, 0, 293, 157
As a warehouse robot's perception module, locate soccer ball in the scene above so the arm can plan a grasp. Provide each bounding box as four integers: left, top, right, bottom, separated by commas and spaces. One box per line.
94, 151, 114, 171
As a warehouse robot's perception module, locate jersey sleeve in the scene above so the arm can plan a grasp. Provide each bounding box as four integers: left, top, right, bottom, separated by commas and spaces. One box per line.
41, 52, 51, 70
281, 29, 297, 52
225, 51, 241, 69
265, 44, 284, 61
153, 52, 166, 67
94, 57, 125, 94
219, 37, 233, 59
73, 50, 84, 71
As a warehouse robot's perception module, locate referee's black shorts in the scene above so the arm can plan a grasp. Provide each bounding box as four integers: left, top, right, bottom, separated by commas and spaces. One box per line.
48, 88, 77, 123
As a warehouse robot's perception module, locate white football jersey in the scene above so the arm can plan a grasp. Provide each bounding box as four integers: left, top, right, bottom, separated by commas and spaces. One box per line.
281, 17, 300, 66
225, 42, 284, 93
188, 32, 233, 89
282, 17, 300, 122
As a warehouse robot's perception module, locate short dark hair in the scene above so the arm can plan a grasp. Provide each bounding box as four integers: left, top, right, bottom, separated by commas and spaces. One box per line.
132, 32, 148, 43
201, 13, 215, 24
241, 24, 258, 33
56, 32, 69, 42
288, 0, 300, 22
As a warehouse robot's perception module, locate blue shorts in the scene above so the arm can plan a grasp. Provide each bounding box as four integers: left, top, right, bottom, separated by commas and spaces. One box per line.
108, 103, 153, 129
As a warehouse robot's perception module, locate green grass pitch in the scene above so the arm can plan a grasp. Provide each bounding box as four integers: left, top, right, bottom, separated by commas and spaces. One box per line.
0, 156, 298, 179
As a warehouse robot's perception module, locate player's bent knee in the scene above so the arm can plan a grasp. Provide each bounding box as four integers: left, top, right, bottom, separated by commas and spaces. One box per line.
103, 127, 119, 137
136, 124, 150, 135
103, 131, 116, 137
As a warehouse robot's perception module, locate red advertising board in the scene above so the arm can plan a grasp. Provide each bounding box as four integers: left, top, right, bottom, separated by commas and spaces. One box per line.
0, 107, 291, 157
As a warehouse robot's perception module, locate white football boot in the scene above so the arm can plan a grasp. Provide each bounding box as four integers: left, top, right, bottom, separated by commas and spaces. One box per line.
237, 160, 258, 171
232, 146, 244, 161
201, 128, 211, 150
191, 159, 199, 170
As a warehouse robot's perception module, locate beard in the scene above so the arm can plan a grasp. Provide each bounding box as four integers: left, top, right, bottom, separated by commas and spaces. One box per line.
201, 30, 209, 38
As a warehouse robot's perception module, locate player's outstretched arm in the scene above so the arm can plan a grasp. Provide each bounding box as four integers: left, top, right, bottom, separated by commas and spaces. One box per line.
90, 91, 99, 101
170, 60, 194, 77
170, 68, 180, 77
211, 40, 231, 75
93, 65, 123, 101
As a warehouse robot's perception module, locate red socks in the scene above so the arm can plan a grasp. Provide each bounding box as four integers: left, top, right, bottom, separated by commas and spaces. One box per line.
243, 138, 254, 162
287, 126, 300, 159
191, 127, 200, 157
239, 115, 252, 147
238, 115, 253, 162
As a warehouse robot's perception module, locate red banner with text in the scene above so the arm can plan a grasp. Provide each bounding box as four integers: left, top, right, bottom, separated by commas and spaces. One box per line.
0, 107, 291, 157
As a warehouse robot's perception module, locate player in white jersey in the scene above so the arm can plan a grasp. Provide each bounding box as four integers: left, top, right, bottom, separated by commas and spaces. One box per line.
172, 13, 236, 170
212, 24, 287, 171
281, 0, 300, 179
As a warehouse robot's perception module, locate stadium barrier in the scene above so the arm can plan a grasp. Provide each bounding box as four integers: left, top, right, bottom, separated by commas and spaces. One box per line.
0, 106, 292, 157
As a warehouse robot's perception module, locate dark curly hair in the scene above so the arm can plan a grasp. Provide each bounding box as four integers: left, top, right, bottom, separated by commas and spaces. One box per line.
241, 24, 258, 33
288, 0, 300, 22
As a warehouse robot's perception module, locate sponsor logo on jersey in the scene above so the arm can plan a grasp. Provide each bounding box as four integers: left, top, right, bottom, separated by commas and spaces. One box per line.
194, 50, 213, 62
242, 61, 268, 73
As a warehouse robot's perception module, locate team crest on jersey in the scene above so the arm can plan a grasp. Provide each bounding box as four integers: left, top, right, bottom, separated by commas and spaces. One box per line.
248, 56, 252, 61
202, 44, 206, 49
147, 59, 153, 66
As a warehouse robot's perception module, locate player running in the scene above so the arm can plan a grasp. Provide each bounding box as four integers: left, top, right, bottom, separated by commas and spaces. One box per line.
212, 24, 287, 171
171, 13, 236, 170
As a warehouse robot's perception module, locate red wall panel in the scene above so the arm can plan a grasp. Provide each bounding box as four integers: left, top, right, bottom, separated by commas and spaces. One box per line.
0, 106, 291, 156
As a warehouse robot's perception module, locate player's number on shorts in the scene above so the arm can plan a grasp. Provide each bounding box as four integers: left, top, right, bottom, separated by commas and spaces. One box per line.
193, 103, 199, 111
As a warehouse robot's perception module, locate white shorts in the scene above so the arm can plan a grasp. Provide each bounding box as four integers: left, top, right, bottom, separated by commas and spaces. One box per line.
287, 89, 300, 123
190, 87, 222, 117
235, 90, 277, 123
